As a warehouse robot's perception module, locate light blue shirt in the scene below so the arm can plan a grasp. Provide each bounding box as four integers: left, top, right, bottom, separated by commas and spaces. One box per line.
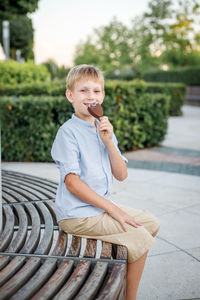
51, 114, 127, 222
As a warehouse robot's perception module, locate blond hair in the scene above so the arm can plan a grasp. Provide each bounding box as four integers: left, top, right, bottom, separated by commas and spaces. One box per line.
66, 64, 104, 91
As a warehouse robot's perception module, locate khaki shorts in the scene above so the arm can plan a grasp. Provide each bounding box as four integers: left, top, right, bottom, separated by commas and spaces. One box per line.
59, 205, 160, 263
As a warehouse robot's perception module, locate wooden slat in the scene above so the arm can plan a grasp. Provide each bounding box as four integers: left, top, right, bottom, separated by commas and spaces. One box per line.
0, 206, 14, 251
0, 256, 26, 287
0, 257, 41, 300
44, 201, 58, 225
100, 241, 112, 259
67, 236, 81, 257
34, 202, 53, 255
117, 280, 126, 300
6, 205, 28, 253
83, 239, 97, 258
2, 188, 22, 204
0, 256, 10, 271
1, 170, 127, 300
10, 258, 57, 300
20, 203, 41, 254
31, 260, 74, 300
53, 260, 91, 300
51, 230, 68, 256
74, 261, 108, 300
3, 174, 57, 196
4, 177, 56, 199
98, 263, 127, 300
2, 170, 58, 189
2, 181, 40, 201
3, 179, 51, 200
116, 245, 128, 260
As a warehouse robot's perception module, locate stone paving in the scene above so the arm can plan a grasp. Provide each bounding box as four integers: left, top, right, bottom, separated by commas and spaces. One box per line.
124, 105, 200, 176
125, 147, 200, 176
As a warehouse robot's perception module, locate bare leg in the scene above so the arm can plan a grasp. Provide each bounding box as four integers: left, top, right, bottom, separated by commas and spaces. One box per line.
126, 227, 160, 300
126, 251, 148, 300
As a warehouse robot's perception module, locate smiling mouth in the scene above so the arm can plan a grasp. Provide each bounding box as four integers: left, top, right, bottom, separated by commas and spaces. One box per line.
84, 102, 98, 108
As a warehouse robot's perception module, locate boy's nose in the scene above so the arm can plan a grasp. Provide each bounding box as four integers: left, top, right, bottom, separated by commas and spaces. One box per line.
87, 91, 95, 99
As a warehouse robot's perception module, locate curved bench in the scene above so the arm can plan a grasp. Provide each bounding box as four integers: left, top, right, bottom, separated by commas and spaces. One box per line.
0, 170, 127, 300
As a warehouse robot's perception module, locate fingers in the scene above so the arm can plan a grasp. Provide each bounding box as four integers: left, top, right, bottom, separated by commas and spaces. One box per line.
99, 116, 113, 132
109, 206, 142, 232
119, 218, 142, 232
100, 116, 108, 121
128, 219, 142, 228
124, 216, 142, 229
120, 221, 127, 232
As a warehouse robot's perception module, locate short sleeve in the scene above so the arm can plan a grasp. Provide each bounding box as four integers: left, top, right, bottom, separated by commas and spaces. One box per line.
51, 128, 81, 180
112, 133, 128, 163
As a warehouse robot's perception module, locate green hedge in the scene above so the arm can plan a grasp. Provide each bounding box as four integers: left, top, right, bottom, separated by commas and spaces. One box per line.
146, 82, 186, 116
143, 66, 200, 86
0, 79, 185, 116
0, 60, 51, 84
0, 80, 66, 96
108, 80, 186, 116
0, 89, 169, 161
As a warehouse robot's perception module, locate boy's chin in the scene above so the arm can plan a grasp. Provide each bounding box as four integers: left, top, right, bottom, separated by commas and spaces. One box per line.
83, 109, 93, 117
77, 110, 93, 118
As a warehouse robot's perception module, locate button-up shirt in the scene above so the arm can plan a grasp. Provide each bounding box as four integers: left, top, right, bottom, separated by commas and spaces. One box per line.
51, 114, 127, 222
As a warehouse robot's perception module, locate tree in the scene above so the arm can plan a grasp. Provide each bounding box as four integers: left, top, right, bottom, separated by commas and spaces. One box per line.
74, 18, 133, 75
11, 16, 34, 60
42, 59, 70, 80
0, 15, 34, 61
161, 0, 200, 67
129, 16, 159, 73
74, 39, 101, 67
73, 0, 200, 75
0, 0, 39, 61
133, 0, 200, 70
0, 0, 39, 19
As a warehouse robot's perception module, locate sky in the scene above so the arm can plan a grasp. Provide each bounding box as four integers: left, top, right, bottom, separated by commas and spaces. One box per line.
30, 0, 149, 67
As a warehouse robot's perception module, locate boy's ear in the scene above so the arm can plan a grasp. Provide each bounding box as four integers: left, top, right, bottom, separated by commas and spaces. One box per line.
66, 89, 73, 103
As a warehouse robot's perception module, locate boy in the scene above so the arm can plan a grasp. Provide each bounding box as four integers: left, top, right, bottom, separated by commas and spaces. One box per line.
51, 64, 160, 300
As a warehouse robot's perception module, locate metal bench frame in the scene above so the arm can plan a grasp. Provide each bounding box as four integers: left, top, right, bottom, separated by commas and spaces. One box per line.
0, 170, 127, 300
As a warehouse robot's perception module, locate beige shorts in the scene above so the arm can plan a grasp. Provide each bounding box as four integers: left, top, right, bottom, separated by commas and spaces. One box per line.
59, 205, 160, 263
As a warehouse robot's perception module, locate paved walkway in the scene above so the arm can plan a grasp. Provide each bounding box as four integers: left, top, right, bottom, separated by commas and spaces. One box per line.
2, 105, 200, 300
125, 105, 200, 176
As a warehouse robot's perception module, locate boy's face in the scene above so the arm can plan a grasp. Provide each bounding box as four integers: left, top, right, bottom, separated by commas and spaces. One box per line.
66, 79, 104, 122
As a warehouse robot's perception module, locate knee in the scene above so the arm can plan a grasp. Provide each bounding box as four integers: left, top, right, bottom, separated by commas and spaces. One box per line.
152, 225, 160, 237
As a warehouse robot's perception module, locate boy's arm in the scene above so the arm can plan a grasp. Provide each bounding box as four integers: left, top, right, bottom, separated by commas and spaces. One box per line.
65, 173, 141, 231
106, 141, 127, 181
99, 116, 127, 181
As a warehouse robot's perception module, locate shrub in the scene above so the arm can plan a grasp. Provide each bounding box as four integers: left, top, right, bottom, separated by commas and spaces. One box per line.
104, 81, 170, 151
0, 60, 51, 84
145, 82, 186, 116
0, 87, 169, 161
0, 80, 66, 96
143, 66, 200, 86
0, 79, 185, 116
0, 96, 72, 161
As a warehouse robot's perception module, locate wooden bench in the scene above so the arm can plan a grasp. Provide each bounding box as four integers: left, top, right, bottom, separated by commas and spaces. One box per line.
0, 170, 127, 300
186, 86, 200, 105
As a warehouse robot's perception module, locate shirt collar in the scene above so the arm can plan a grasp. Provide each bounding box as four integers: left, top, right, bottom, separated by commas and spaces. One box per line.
72, 113, 99, 128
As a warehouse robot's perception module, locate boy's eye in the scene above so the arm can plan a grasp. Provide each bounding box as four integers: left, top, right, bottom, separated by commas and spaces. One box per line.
95, 90, 100, 93
81, 89, 86, 92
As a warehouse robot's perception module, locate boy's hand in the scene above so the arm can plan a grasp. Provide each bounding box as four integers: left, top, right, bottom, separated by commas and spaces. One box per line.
108, 205, 142, 232
99, 116, 113, 146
